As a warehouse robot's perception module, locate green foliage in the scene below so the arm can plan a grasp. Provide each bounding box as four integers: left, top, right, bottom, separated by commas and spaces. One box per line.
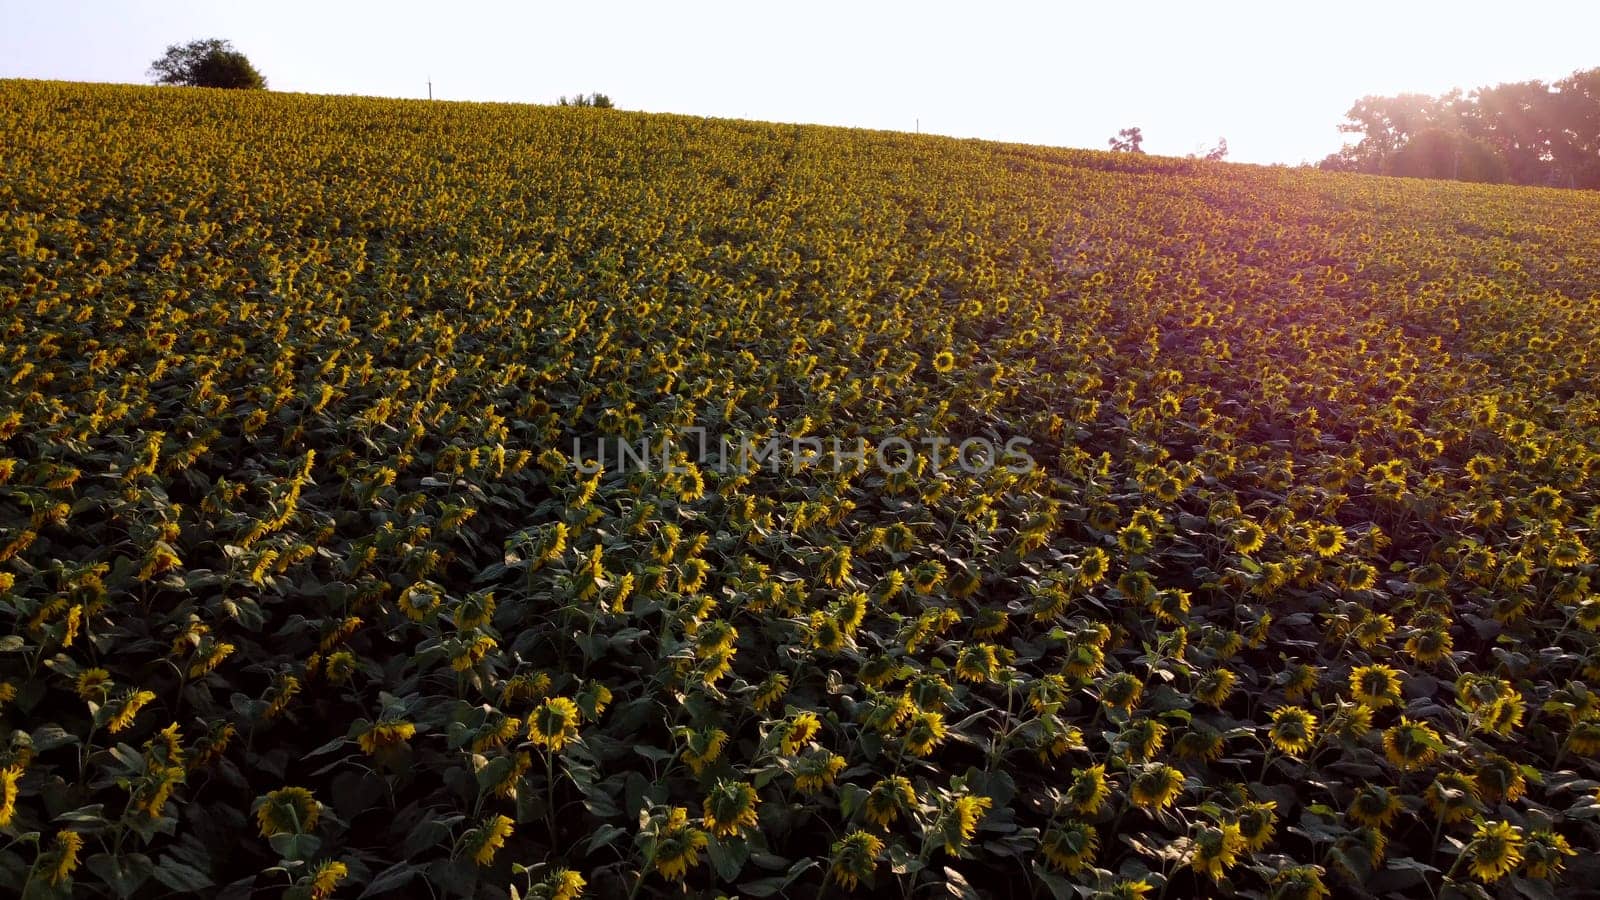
148, 39, 266, 90
1324, 68, 1600, 189
557, 93, 614, 109
1108, 126, 1144, 153
2, 79, 1600, 899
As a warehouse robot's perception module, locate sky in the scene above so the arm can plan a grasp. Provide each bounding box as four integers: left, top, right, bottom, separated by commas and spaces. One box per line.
3, 1, 1598, 165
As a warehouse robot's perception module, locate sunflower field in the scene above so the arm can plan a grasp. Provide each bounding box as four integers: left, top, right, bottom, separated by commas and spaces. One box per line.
1, 79, 1599, 899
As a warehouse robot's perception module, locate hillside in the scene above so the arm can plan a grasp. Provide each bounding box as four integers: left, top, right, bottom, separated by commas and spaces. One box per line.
2, 79, 1599, 899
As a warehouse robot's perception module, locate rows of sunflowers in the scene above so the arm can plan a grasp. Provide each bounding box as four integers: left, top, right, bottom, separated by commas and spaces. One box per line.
2, 79, 1598, 899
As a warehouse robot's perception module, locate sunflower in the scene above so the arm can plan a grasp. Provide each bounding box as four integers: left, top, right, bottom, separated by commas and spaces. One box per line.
1129, 764, 1185, 812
905, 671, 953, 711
1567, 720, 1600, 756
450, 633, 498, 672
679, 727, 728, 775
466, 814, 514, 866
1349, 664, 1402, 709
1309, 524, 1346, 558
307, 860, 347, 900
1232, 520, 1267, 555
793, 749, 846, 794
1040, 821, 1098, 874
1473, 754, 1526, 804
702, 779, 759, 838
357, 719, 415, 755
1351, 612, 1392, 647
1411, 562, 1450, 591
1063, 641, 1107, 679
1282, 663, 1320, 702
1336, 825, 1388, 872
1268, 706, 1317, 755
501, 671, 553, 705
107, 689, 157, 733
1174, 726, 1225, 763
1381, 718, 1441, 771
1328, 701, 1374, 741
1099, 672, 1143, 713
1521, 830, 1576, 879
1423, 772, 1481, 824
649, 807, 708, 882
255, 786, 320, 836
1099, 879, 1156, 900
1189, 821, 1246, 881
954, 643, 1000, 683
931, 350, 956, 373
75, 667, 112, 702
1344, 564, 1380, 594
863, 775, 915, 828
1193, 669, 1236, 708
1267, 864, 1331, 900
546, 868, 586, 900
903, 710, 948, 757
528, 697, 582, 751
0, 764, 21, 827
398, 581, 443, 621
936, 794, 992, 855
828, 829, 884, 890
1151, 588, 1191, 624
1116, 718, 1167, 761
1078, 548, 1111, 586
1404, 628, 1452, 665
1026, 721, 1080, 764
1117, 523, 1154, 556
1235, 800, 1277, 851
1066, 764, 1113, 815
1478, 697, 1524, 737
1465, 819, 1523, 883
970, 608, 1009, 639
751, 673, 789, 712
1346, 784, 1402, 828
1118, 569, 1157, 605
774, 710, 819, 755
860, 692, 916, 735
47, 830, 82, 886
910, 559, 945, 594
323, 650, 357, 683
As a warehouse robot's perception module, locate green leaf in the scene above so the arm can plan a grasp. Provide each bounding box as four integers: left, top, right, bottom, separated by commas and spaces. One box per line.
739, 858, 817, 897
152, 857, 213, 893
268, 832, 322, 862
360, 862, 422, 898
85, 852, 153, 899
707, 835, 750, 882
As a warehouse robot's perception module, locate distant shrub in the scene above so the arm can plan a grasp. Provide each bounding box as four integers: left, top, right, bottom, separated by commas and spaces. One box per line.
149, 38, 266, 90
558, 93, 614, 109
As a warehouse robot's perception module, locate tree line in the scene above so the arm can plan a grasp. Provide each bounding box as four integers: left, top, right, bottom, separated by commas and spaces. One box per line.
1320, 68, 1600, 189
148, 39, 612, 110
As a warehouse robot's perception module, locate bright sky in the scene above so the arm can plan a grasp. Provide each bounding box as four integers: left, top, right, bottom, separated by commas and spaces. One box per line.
4, 1, 1597, 165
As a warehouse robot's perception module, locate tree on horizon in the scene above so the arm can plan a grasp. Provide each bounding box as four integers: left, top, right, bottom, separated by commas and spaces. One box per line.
149, 39, 266, 90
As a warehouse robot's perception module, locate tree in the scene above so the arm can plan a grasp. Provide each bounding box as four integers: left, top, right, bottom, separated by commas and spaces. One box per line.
1390, 128, 1504, 183
1109, 127, 1144, 153
1203, 138, 1228, 161
1329, 92, 1456, 174
558, 93, 614, 109
1549, 69, 1600, 188
1321, 70, 1600, 189
149, 39, 266, 89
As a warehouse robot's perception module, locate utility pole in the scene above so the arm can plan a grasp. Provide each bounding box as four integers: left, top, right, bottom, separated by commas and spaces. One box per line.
428, 76, 433, 100
916, 118, 920, 134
